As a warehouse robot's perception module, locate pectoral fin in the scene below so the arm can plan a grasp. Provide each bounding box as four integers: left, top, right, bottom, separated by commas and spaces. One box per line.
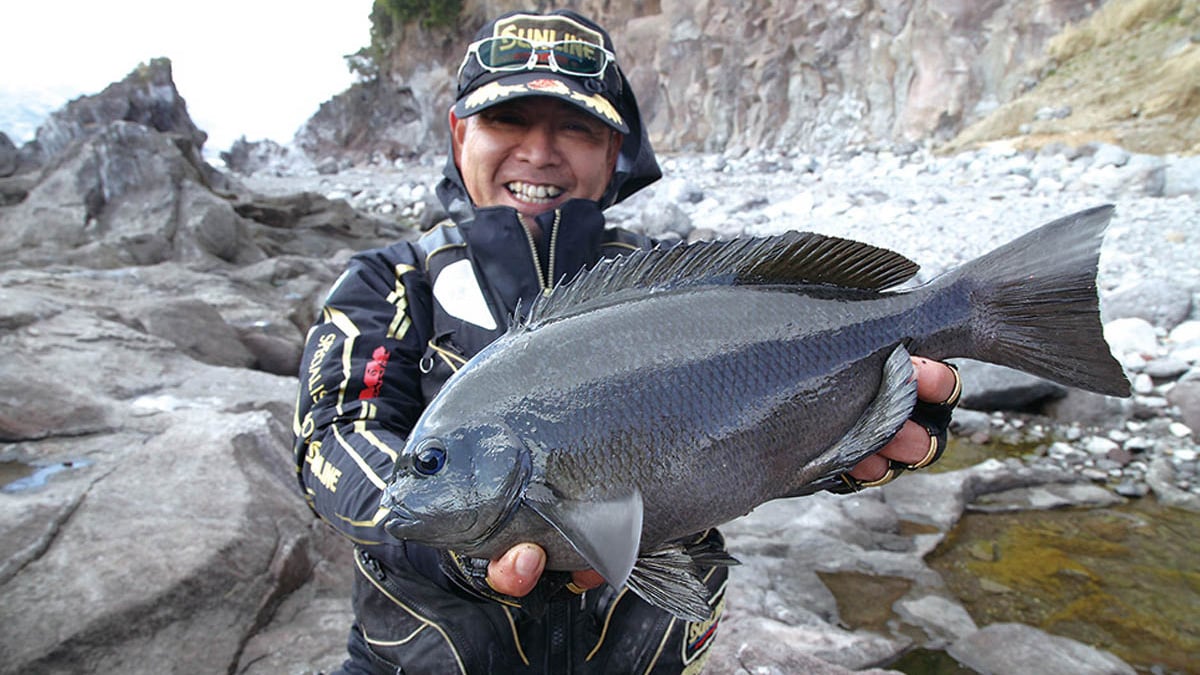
787, 343, 918, 496
525, 485, 644, 590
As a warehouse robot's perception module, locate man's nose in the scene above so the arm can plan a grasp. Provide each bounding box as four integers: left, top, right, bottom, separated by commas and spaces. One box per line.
515, 123, 560, 165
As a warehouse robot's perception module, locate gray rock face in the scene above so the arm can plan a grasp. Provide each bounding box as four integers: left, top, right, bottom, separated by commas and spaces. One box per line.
307, 0, 1097, 159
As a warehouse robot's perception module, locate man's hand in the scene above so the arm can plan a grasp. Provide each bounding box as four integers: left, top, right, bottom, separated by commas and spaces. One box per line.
845, 357, 960, 483
485, 358, 961, 595
486, 543, 603, 597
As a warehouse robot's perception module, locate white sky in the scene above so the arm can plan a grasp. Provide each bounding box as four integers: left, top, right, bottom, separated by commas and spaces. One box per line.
1, 0, 374, 152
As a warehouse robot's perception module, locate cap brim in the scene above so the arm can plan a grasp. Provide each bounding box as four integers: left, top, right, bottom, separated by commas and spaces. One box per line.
454, 71, 629, 134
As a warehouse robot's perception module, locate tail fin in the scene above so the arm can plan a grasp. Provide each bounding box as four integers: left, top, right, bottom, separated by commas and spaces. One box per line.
946, 205, 1130, 397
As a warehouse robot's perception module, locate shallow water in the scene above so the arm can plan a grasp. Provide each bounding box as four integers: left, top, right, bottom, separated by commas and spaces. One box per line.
0, 459, 91, 492
925, 498, 1200, 674
822, 434, 1199, 674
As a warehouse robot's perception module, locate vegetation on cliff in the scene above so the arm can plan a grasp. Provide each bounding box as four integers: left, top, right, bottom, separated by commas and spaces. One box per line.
945, 0, 1200, 155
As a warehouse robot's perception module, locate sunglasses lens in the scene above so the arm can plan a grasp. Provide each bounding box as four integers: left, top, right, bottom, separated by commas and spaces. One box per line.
471, 37, 610, 76
549, 41, 607, 75
476, 37, 535, 71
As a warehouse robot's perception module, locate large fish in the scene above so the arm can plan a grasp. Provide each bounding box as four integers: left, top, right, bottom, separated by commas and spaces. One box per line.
382, 205, 1130, 620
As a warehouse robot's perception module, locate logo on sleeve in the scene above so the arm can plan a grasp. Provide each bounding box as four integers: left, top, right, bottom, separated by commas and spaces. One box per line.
360, 346, 390, 400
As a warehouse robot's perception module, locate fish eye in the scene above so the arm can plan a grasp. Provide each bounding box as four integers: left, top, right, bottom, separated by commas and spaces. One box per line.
412, 442, 447, 476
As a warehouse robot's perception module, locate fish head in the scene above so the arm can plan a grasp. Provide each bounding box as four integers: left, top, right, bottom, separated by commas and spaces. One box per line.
382, 419, 530, 549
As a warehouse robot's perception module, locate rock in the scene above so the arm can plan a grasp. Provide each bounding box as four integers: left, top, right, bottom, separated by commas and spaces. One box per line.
297, 77, 426, 163
0, 131, 17, 177
133, 297, 257, 369
706, 615, 906, 675
639, 199, 693, 238
340, 1, 1103, 161
1146, 457, 1200, 510
1102, 279, 1193, 330
969, 484, 1125, 512
1104, 317, 1160, 360
28, 58, 216, 186
0, 121, 210, 267
948, 623, 1136, 675
955, 360, 1066, 412
1035, 105, 1074, 120
894, 594, 978, 647
1088, 142, 1130, 168
1046, 389, 1131, 427
1162, 154, 1200, 197
220, 137, 313, 177
1167, 378, 1200, 434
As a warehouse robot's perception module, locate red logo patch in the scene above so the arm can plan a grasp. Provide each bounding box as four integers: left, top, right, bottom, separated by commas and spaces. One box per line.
528, 78, 563, 91
360, 346, 389, 400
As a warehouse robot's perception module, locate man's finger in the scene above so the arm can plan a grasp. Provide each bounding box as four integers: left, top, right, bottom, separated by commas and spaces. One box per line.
487, 543, 546, 597
913, 358, 960, 405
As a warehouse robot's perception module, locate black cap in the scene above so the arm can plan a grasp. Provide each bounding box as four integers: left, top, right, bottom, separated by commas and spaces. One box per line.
453, 10, 629, 134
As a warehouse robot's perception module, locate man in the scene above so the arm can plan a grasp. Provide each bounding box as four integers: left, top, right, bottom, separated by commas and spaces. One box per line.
293, 9, 962, 674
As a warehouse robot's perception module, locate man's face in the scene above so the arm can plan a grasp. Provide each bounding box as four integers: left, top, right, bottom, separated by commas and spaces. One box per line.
452, 97, 622, 218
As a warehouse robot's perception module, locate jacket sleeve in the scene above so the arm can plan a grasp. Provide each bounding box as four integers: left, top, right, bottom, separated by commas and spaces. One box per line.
292, 244, 431, 545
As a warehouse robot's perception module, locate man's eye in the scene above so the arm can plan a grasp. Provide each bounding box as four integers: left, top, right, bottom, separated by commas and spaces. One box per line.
483, 110, 526, 126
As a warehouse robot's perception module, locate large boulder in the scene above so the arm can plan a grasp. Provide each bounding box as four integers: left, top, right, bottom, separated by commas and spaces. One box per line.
30, 58, 207, 163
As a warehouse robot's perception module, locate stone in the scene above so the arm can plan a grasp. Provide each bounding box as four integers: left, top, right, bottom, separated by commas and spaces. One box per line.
0, 131, 17, 177
1103, 318, 1160, 359
1167, 379, 1200, 433
1162, 154, 1200, 197
948, 623, 1136, 675
894, 594, 978, 647
955, 360, 1066, 412
1102, 279, 1193, 330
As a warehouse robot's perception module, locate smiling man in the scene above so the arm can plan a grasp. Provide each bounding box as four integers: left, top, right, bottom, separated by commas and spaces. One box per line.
293, 9, 962, 674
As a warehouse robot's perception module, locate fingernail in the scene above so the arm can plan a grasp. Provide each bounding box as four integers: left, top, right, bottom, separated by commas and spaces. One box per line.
514, 547, 541, 577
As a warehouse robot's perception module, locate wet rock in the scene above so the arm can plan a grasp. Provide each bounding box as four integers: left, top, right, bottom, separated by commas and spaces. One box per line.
894, 594, 978, 647
948, 622, 1136, 675
969, 484, 1125, 512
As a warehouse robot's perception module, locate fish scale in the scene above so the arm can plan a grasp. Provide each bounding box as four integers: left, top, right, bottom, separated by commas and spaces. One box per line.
383, 205, 1130, 621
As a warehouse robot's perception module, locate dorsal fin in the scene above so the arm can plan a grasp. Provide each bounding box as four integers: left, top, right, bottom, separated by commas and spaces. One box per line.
523, 231, 919, 328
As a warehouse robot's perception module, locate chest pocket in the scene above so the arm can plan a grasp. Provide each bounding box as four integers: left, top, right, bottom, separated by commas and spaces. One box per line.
417, 225, 506, 404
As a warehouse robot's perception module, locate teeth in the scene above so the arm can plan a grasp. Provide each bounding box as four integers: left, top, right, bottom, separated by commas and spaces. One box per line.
506, 181, 564, 202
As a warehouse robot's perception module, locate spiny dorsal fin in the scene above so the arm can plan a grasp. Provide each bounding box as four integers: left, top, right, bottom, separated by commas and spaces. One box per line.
523, 231, 919, 328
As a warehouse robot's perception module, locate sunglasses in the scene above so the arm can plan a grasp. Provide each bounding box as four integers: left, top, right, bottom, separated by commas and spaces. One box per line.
457, 36, 617, 80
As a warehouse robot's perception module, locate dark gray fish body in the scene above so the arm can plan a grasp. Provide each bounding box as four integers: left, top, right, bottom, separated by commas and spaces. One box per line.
383, 206, 1129, 620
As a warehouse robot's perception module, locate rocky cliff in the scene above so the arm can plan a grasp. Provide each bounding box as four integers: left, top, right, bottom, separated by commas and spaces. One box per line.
301, 0, 1106, 160
302, 0, 1200, 162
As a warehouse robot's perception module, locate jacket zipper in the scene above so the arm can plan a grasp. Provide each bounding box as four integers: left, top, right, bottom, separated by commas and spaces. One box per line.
519, 209, 562, 295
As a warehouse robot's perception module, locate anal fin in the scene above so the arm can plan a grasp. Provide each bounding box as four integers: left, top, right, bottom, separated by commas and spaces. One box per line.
626, 535, 740, 622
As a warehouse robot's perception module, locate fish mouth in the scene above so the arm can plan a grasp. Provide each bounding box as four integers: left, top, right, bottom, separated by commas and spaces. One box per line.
383, 503, 424, 540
